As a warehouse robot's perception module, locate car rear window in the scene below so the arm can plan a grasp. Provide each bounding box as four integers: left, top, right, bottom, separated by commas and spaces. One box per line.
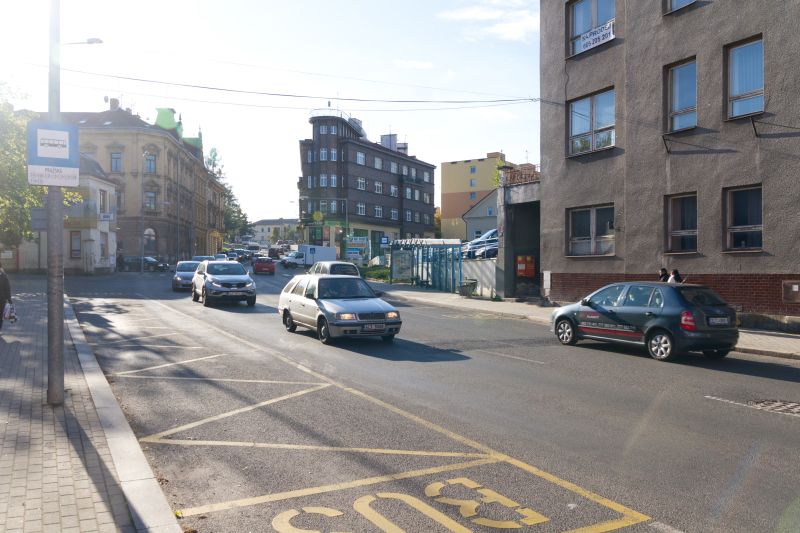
256, 258, 272, 263
330, 264, 359, 276
176, 262, 200, 272
676, 287, 727, 306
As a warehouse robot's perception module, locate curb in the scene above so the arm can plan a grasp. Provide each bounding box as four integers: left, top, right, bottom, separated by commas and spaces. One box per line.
733, 347, 800, 361
64, 299, 182, 533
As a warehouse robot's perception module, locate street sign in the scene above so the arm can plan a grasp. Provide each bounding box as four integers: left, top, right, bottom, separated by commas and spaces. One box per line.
27, 121, 80, 187
309, 247, 316, 254
380, 236, 389, 245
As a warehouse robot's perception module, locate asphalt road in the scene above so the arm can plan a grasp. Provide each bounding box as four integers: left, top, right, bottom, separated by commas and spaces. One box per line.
66, 267, 800, 533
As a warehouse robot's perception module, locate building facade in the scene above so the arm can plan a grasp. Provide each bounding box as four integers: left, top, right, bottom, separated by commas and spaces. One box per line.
462, 189, 498, 242
298, 110, 436, 259
252, 218, 300, 245
440, 152, 505, 240
540, 0, 800, 319
62, 100, 226, 263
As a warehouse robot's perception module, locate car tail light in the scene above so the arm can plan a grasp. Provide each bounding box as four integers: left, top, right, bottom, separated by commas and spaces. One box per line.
680, 310, 697, 331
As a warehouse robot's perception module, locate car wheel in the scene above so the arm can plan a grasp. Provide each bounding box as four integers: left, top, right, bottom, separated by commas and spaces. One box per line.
555, 319, 577, 346
647, 330, 677, 361
202, 288, 211, 307
191, 284, 199, 302
283, 310, 297, 332
703, 349, 730, 359
381, 335, 395, 343
247, 297, 256, 307
318, 317, 332, 345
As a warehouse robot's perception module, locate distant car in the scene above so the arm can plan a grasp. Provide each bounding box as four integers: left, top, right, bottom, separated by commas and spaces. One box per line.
462, 229, 498, 258
308, 261, 360, 277
550, 282, 739, 361
227, 252, 239, 261
278, 274, 401, 344
474, 242, 498, 259
172, 261, 200, 291
252, 257, 276, 275
192, 255, 215, 262
214, 254, 228, 261
191, 260, 256, 307
121, 256, 169, 272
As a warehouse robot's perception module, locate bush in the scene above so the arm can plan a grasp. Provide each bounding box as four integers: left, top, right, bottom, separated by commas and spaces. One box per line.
360, 266, 389, 280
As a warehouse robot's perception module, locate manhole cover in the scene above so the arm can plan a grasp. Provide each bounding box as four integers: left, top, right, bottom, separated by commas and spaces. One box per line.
748, 400, 800, 415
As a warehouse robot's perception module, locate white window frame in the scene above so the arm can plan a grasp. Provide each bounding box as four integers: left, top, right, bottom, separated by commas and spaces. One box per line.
356, 151, 366, 165
414, 211, 420, 223
726, 185, 763, 250
319, 174, 328, 187
728, 39, 764, 119
405, 210, 412, 222
356, 177, 366, 190
307, 150, 312, 163
414, 189, 420, 201
405, 187, 412, 200
357, 202, 366, 216
390, 185, 399, 197
402, 165, 408, 176
320, 202, 329, 215
667, 193, 698, 252
665, 0, 696, 14
320, 148, 328, 161
374, 205, 383, 218
330, 200, 337, 214
568, 89, 616, 156
390, 161, 398, 174
423, 192, 430, 204
330, 125, 337, 135
330, 148, 337, 161
375, 181, 383, 194
411, 168, 417, 178
567, 205, 615, 256
391, 209, 399, 220
330, 174, 337, 188
423, 171, 430, 182
424, 214, 430, 225
375, 157, 383, 170
320, 125, 328, 135
307, 176, 313, 189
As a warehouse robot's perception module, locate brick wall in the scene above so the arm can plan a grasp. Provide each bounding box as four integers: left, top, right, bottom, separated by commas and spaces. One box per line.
550, 273, 800, 317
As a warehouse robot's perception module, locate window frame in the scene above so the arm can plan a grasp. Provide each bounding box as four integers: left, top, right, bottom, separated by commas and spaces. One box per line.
320, 148, 328, 161
70, 231, 81, 259
568, 88, 616, 156
356, 177, 366, 190
727, 38, 765, 119
391, 209, 399, 221
356, 151, 366, 165
144, 154, 156, 174
568, 0, 616, 57
330, 148, 337, 161
110, 152, 122, 173
423, 171, 430, 182
725, 185, 763, 251
374, 181, 383, 194
374, 157, 383, 170
390, 185, 399, 197
319, 125, 328, 135
666, 193, 698, 253
319, 174, 328, 187
664, 0, 697, 15
405, 209, 412, 222
330, 174, 337, 188
356, 202, 366, 216
667, 59, 698, 132
374, 205, 383, 218
144, 191, 157, 211
567, 204, 615, 256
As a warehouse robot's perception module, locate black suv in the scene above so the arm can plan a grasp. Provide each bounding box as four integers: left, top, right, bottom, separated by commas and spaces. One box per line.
550, 282, 738, 361
121, 256, 169, 272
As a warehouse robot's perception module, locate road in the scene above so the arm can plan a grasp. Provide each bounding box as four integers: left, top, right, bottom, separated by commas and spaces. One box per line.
65, 267, 800, 533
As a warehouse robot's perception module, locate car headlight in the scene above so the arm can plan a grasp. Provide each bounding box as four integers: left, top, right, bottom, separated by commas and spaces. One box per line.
210, 280, 223, 288
386, 311, 400, 320
336, 313, 357, 320
245, 281, 254, 288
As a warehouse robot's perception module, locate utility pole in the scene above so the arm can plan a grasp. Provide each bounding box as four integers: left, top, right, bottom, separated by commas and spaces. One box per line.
46, 0, 64, 406
139, 151, 149, 273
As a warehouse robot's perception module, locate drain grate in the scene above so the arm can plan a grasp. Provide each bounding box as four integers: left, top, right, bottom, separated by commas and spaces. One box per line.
748, 400, 800, 415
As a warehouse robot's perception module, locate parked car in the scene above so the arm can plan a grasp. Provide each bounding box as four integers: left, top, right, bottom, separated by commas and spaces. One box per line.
227, 252, 239, 261
474, 241, 498, 259
252, 257, 276, 275
550, 282, 738, 361
278, 274, 401, 344
191, 260, 256, 306
462, 229, 498, 258
192, 255, 215, 261
214, 253, 228, 261
121, 256, 169, 272
267, 247, 281, 259
172, 261, 200, 291
308, 261, 360, 277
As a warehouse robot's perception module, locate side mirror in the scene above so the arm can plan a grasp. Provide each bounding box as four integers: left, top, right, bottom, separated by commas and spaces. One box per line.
580, 298, 589, 306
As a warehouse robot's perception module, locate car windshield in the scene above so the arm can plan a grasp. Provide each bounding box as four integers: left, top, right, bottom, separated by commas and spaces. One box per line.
318, 278, 375, 299
144, 256, 157, 262
176, 262, 200, 272
330, 264, 359, 276
677, 287, 727, 306
207, 263, 247, 275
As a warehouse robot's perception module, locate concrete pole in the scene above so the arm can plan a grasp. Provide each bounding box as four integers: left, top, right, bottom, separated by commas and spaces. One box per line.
46, 0, 64, 406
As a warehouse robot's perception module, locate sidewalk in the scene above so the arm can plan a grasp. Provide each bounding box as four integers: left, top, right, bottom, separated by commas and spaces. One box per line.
0, 277, 180, 533
371, 281, 800, 361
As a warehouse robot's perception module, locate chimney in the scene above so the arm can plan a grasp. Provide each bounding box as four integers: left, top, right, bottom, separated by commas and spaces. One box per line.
109, 98, 120, 111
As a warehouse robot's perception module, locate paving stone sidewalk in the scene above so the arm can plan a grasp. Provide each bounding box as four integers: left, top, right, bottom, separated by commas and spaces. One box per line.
0, 279, 134, 533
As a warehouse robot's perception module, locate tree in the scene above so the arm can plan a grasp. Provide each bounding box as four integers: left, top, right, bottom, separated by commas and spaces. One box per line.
205, 148, 252, 241
271, 226, 280, 243
434, 207, 442, 238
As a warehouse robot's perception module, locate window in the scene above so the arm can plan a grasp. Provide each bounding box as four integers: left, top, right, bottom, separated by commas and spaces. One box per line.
144, 191, 156, 211
144, 154, 156, 174
320, 148, 328, 161
728, 39, 764, 118
424, 214, 431, 225
487, 207, 494, 216
70, 231, 81, 258
307, 176, 313, 189
356, 151, 366, 165
330, 174, 337, 188
469, 192, 477, 200
320, 125, 328, 135
623, 285, 654, 307
330, 200, 337, 214
569, 0, 615, 55
390, 185, 399, 197
391, 209, 399, 220
568, 205, 615, 256
320, 202, 329, 215
469, 178, 477, 187
402, 165, 408, 176
307, 150, 313, 163
357, 177, 366, 190
330, 148, 337, 161
374, 205, 383, 218
668, 194, 697, 251
375, 181, 383, 194
588, 284, 624, 307
414, 211, 420, 223
319, 174, 328, 187
414, 189, 420, 201
390, 161, 398, 174
411, 168, 416, 178
423, 192, 430, 204
99, 190, 108, 214
667, 0, 696, 12
143, 228, 156, 254
569, 89, 615, 155
470, 165, 476, 174
727, 186, 762, 249
405, 187, 412, 199
330, 125, 337, 135
475, 229, 482, 238
292, 278, 308, 296
375, 157, 383, 170
110, 152, 122, 173
357, 202, 366, 215
423, 171, 430, 182
669, 60, 697, 131
304, 279, 317, 299
405, 210, 412, 222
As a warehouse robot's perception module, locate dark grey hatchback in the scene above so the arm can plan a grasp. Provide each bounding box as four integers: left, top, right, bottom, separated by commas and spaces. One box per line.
550, 282, 738, 361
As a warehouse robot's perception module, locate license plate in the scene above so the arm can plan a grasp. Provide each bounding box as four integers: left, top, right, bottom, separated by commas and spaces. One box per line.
363, 323, 385, 331
228, 291, 245, 296
708, 317, 729, 326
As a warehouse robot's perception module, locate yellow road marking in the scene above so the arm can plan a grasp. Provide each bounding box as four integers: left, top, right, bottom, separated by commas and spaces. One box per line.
114, 353, 228, 375
140, 384, 330, 442
355, 492, 471, 533
273, 506, 349, 533
115, 375, 324, 385
145, 438, 492, 458
178, 457, 499, 517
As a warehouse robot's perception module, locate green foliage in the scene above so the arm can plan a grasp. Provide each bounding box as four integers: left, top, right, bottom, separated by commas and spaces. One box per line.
205, 147, 253, 240
360, 265, 390, 280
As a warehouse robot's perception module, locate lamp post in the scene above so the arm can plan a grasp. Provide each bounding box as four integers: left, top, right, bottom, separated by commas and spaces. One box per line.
139, 151, 150, 273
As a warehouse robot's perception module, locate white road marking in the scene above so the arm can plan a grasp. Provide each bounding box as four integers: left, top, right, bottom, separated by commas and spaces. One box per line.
704, 395, 800, 419
103, 332, 181, 344
473, 349, 547, 365
114, 353, 229, 375
649, 521, 686, 533
115, 375, 324, 385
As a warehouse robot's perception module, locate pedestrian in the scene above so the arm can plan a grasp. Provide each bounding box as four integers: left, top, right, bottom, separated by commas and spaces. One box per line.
668, 268, 683, 284
0, 262, 12, 332
659, 268, 669, 282
116, 252, 125, 272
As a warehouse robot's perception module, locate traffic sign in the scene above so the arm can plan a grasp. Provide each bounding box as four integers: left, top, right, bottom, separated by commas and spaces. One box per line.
27, 121, 80, 187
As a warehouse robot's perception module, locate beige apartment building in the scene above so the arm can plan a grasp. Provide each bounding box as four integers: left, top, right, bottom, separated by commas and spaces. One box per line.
440, 152, 506, 240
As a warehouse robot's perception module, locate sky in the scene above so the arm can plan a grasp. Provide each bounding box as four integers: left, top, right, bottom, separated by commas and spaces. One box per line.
1, 0, 540, 222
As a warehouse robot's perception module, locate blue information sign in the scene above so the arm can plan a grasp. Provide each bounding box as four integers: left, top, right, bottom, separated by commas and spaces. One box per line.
27, 121, 80, 187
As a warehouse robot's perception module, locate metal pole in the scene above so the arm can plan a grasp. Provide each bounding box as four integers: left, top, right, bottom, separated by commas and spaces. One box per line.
46, 0, 64, 406
139, 151, 146, 273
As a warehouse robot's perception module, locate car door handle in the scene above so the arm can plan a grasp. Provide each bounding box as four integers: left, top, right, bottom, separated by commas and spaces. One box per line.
645, 312, 654, 316
608, 309, 616, 314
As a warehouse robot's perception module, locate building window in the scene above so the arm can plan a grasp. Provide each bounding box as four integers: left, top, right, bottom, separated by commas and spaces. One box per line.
469, 178, 477, 187
330, 201, 337, 214
424, 214, 431, 225
405, 209, 412, 222
390, 161, 398, 174
375, 157, 383, 170
667, 194, 697, 252
144, 154, 156, 174
356, 151, 366, 165
391, 209, 399, 220
307, 150, 313, 163
320, 148, 328, 161
470, 165, 476, 174
320, 202, 329, 215
569, 89, 615, 155
470, 192, 477, 200
144, 191, 156, 211
110, 152, 122, 173
402, 165, 408, 176
569, 0, 615, 56
411, 168, 417, 178
70, 231, 81, 259
390, 185, 399, 197
727, 186, 762, 249
357, 202, 366, 216
405, 187, 412, 199
330, 125, 337, 135
330, 148, 337, 161
423, 171, 430, 182
375, 205, 383, 218
487, 207, 494, 216
330, 174, 337, 187
668, 60, 697, 131
99, 190, 108, 214
568, 205, 615, 256
728, 39, 764, 118
667, 0, 696, 12
320, 125, 328, 135
319, 174, 328, 187
423, 192, 430, 204
375, 181, 383, 194
357, 177, 366, 190
414, 189, 420, 201
414, 211, 420, 223
307, 176, 313, 189
143, 228, 157, 254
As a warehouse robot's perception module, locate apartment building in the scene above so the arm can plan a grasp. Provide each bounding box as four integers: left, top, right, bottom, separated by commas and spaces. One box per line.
440, 152, 506, 240
540, 0, 800, 320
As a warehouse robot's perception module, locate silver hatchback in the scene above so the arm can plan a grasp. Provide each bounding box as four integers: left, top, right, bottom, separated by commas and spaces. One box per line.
172, 261, 200, 291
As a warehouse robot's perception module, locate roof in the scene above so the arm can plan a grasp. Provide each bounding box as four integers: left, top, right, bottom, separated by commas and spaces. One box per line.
462, 189, 498, 219
61, 109, 151, 128
79, 153, 108, 179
